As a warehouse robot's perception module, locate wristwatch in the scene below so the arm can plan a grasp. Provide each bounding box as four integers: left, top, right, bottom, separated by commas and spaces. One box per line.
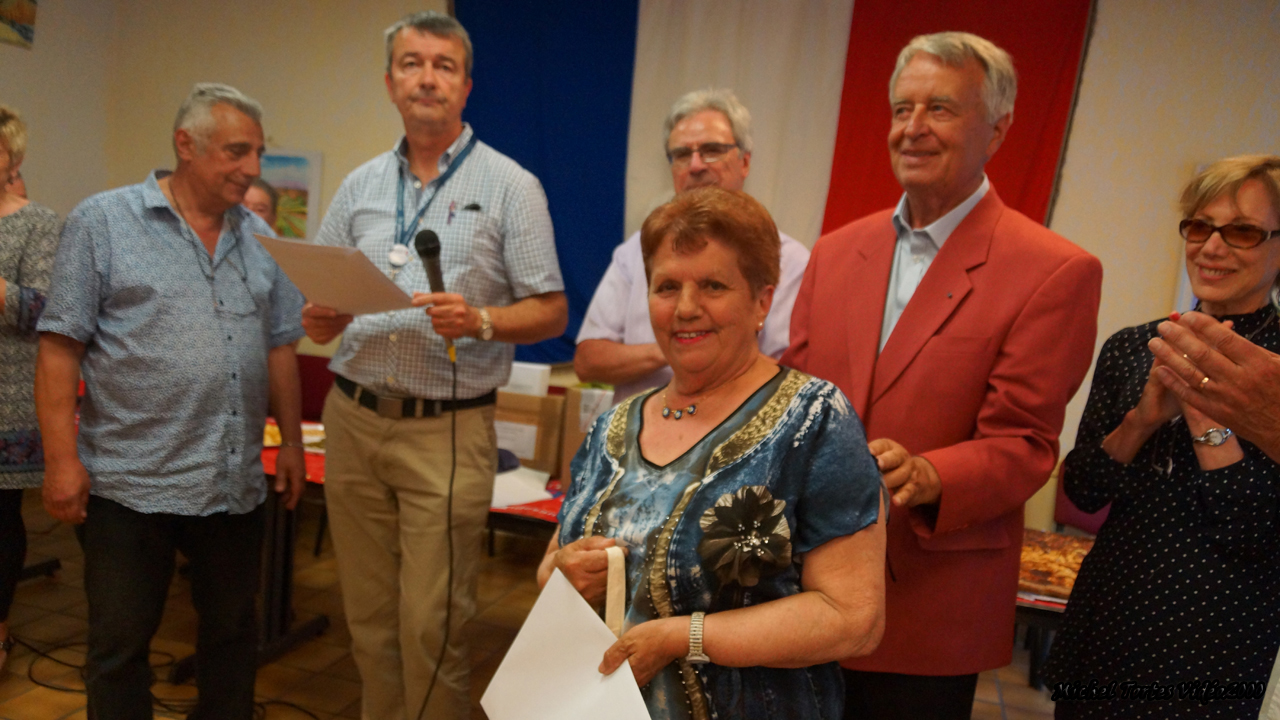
1192, 427, 1233, 446
477, 308, 494, 341
686, 611, 710, 664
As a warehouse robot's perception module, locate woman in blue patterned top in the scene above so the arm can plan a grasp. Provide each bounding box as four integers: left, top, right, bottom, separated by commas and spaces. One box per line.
538, 187, 886, 720
0, 106, 59, 672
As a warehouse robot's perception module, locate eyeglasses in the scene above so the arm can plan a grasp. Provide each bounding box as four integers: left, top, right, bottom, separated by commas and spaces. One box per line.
1179, 219, 1280, 250
666, 142, 739, 167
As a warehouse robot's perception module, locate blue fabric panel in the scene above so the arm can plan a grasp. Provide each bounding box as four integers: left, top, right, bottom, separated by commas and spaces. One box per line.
455, 1, 639, 364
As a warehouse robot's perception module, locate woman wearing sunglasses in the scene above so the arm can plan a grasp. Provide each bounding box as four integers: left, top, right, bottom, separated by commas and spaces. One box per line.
1044, 155, 1280, 718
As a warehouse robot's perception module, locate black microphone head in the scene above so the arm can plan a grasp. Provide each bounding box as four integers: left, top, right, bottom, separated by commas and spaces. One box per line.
414, 229, 441, 258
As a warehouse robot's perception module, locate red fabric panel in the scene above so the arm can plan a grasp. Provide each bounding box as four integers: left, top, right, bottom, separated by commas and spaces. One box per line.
822, 0, 1092, 232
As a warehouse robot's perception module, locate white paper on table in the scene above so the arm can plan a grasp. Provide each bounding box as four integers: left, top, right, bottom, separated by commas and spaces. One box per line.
490, 467, 553, 508
495, 420, 539, 461
499, 362, 552, 397
481, 569, 650, 720
254, 234, 414, 316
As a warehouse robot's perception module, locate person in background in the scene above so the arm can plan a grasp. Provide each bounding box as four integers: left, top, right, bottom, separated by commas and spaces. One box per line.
35, 83, 306, 720
0, 104, 59, 674
1045, 155, 1280, 719
574, 89, 810, 401
546, 187, 885, 720
243, 176, 278, 230
782, 32, 1102, 719
301, 11, 566, 719
4, 168, 25, 199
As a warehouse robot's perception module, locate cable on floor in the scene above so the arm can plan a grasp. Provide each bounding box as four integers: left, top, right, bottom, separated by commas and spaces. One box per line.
11, 634, 322, 719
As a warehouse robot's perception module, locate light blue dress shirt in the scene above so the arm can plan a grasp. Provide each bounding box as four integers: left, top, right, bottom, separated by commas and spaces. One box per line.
39, 172, 306, 516
313, 125, 563, 400
880, 176, 989, 351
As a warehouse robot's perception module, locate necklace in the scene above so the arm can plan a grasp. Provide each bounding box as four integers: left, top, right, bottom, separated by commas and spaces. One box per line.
661, 390, 697, 420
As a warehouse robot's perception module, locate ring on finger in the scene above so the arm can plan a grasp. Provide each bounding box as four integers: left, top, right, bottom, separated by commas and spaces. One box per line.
1200, 376, 1210, 389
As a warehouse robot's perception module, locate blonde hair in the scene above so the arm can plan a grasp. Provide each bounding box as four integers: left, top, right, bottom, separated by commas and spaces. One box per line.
0, 105, 28, 165
1178, 154, 1280, 220
890, 32, 1017, 123
1180, 155, 1280, 310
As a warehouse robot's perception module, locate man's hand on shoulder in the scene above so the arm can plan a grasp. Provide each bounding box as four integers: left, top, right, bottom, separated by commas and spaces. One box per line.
301, 303, 354, 345
870, 438, 942, 508
43, 458, 90, 524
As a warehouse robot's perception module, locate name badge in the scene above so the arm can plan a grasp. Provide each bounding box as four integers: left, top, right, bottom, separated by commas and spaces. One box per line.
388, 244, 412, 268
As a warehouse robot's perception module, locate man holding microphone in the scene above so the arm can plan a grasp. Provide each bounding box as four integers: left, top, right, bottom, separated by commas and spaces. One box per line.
302, 11, 566, 720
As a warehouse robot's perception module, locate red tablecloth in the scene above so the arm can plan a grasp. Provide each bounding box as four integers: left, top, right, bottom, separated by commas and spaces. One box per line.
260, 447, 328, 484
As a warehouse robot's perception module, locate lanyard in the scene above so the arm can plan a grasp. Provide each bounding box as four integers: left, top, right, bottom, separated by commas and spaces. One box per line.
394, 134, 479, 251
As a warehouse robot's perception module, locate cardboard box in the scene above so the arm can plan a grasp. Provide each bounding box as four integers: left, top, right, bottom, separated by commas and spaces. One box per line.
495, 391, 564, 475
558, 386, 615, 484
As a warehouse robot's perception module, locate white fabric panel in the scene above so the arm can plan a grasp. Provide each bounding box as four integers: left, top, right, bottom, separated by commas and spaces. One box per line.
624, 0, 856, 247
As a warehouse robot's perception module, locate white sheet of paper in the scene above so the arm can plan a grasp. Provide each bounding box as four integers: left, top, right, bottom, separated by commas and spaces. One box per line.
481, 569, 650, 720
495, 420, 539, 461
255, 234, 414, 316
490, 467, 553, 508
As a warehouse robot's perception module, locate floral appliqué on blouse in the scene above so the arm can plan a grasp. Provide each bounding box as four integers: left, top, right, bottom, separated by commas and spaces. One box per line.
698, 485, 792, 588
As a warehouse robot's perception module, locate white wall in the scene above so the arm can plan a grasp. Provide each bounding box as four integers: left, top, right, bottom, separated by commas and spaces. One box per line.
1022, 0, 1280, 529
104, 0, 446, 215
0, 0, 114, 217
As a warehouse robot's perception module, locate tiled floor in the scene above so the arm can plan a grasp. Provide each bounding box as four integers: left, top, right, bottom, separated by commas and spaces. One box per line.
0, 489, 1053, 719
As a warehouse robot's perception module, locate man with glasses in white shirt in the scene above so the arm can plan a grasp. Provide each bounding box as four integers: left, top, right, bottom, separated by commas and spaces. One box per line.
574, 89, 810, 401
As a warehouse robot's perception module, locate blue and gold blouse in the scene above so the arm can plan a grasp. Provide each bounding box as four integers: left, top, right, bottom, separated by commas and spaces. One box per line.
558, 367, 882, 720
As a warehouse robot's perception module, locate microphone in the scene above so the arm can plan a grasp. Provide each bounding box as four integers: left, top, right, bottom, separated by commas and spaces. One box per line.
414, 229, 456, 363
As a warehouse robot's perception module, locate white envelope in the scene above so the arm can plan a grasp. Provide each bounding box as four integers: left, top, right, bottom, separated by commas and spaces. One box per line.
481, 569, 651, 720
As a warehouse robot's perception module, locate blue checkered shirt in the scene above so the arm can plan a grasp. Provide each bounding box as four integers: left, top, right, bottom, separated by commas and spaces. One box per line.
313, 125, 562, 400
38, 172, 306, 516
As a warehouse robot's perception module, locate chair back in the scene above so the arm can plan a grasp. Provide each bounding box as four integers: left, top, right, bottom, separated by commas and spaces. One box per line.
298, 354, 336, 422
1053, 464, 1110, 535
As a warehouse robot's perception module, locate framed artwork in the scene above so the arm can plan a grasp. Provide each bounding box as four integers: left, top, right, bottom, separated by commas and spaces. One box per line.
260, 150, 322, 239
0, 0, 37, 49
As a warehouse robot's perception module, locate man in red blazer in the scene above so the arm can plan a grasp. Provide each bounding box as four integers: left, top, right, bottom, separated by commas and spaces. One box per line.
782, 32, 1102, 719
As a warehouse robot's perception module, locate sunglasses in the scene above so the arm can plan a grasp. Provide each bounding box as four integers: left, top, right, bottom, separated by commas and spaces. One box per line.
1179, 219, 1280, 250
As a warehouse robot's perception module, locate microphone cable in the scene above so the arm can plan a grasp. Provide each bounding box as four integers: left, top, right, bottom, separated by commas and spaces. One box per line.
417, 352, 458, 720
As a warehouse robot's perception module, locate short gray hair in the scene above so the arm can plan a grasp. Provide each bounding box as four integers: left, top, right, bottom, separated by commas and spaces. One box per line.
173, 83, 264, 153
890, 32, 1017, 123
662, 89, 753, 155
384, 11, 474, 78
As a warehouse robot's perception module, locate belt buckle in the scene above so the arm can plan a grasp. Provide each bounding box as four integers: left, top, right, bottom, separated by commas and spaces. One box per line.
376, 395, 403, 419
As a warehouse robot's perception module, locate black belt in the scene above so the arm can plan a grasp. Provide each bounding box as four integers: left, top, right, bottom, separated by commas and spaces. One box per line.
335, 375, 496, 419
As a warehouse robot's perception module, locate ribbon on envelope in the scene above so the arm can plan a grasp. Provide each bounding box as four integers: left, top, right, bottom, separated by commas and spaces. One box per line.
605, 545, 626, 638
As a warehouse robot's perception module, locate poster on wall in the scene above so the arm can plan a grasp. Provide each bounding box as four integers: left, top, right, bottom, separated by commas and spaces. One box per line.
260, 150, 322, 239
0, 0, 37, 49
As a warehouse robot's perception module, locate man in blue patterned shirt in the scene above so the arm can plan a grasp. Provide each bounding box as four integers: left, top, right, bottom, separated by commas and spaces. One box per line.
301, 11, 566, 720
35, 83, 306, 720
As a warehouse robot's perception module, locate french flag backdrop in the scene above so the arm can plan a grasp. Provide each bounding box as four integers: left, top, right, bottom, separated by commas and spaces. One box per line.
456, 0, 1094, 364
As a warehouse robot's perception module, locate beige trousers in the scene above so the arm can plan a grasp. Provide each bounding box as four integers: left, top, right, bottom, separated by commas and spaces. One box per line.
322, 386, 497, 720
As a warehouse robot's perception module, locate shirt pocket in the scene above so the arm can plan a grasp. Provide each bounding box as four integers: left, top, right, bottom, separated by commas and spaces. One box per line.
215, 262, 271, 318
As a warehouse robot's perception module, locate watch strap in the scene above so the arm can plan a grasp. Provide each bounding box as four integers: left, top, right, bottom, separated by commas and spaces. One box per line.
1192, 427, 1233, 446
478, 307, 494, 341
686, 611, 710, 664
